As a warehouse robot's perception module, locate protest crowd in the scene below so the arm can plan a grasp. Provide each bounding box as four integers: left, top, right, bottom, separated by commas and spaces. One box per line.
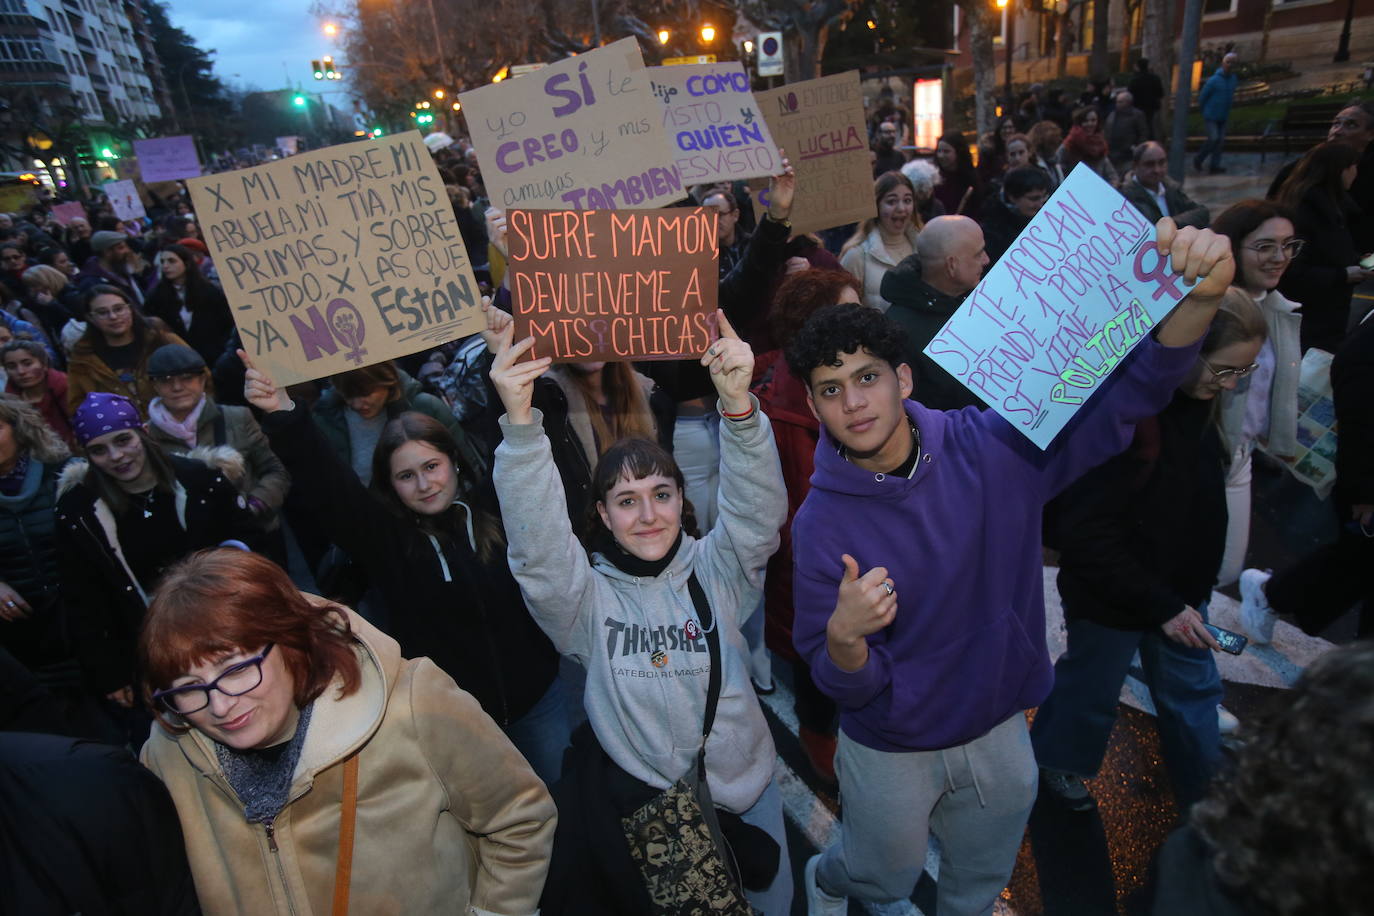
2, 43, 1374, 916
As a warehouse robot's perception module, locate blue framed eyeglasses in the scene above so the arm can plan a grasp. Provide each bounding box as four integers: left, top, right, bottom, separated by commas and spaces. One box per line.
153, 644, 275, 714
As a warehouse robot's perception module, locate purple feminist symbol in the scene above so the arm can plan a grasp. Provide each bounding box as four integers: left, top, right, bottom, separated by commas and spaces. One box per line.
1133, 242, 1193, 301
327, 299, 368, 365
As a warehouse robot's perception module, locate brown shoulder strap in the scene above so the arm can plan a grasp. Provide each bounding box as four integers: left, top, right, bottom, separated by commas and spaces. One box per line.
331, 753, 360, 916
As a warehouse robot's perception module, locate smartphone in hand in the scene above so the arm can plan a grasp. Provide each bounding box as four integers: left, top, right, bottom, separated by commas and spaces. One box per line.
1204, 623, 1248, 655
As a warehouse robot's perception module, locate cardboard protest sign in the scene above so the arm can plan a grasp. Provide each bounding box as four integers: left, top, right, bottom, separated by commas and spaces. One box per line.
924, 164, 1195, 449
749, 72, 873, 235
505, 207, 719, 362
186, 130, 483, 386
460, 38, 684, 211
133, 136, 201, 182
50, 201, 86, 226
103, 180, 146, 221
0, 184, 37, 214
646, 62, 781, 184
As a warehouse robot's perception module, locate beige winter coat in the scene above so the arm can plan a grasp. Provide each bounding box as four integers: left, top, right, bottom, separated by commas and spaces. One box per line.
141, 607, 556, 916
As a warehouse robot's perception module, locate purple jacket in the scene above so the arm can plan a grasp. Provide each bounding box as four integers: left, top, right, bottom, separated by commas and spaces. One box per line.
790, 335, 1200, 752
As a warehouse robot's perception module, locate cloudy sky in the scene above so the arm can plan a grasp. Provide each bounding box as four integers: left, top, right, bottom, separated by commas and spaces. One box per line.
167, 0, 330, 92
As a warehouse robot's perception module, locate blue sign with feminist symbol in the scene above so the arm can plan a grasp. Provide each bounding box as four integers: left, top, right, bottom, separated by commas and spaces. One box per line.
923, 164, 1195, 449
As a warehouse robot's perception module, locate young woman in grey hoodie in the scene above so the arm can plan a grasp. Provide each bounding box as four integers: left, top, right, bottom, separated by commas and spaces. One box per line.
488, 307, 792, 915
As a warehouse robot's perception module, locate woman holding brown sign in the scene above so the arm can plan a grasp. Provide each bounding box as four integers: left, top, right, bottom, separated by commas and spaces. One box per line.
487, 306, 791, 914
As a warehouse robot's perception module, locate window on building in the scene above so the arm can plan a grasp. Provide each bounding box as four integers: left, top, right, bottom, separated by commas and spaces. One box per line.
1203, 0, 1237, 14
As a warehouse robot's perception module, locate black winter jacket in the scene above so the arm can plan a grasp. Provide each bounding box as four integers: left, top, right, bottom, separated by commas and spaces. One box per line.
1278, 189, 1360, 353
142, 279, 236, 368
55, 454, 258, 694
1332, 312, 1374, 509
0, 460, 65, 668
880, 256, 988, 412
261, 402, 559, 727
1050, 392, 1228, 629
637, 213, 791, 403
0, 732, 202, 916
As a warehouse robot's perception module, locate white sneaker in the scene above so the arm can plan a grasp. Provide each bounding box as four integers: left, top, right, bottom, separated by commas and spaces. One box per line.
805, 854, 847, 916
1217, 705, 1240, 734
1238, 568, 1276, 645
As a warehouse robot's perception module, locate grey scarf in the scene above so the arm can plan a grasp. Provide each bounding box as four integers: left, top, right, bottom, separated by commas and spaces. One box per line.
215, 702, 315, 824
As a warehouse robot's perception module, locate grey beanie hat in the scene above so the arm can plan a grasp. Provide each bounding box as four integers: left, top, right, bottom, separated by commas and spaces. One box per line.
91, 230, 129, 254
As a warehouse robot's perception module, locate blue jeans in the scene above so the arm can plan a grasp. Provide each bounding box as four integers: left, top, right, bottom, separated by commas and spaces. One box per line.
739, 777, 793, 915
673, 412, 721, 532
503, 676, 572, 786
1030, 605, 1222, 808
1195, 119, 1228, 170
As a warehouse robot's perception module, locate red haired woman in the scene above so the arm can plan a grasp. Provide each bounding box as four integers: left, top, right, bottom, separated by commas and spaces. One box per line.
139, 548, 555, 916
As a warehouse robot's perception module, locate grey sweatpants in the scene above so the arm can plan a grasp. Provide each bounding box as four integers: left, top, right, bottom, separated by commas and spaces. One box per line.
816, 713, 1037, 915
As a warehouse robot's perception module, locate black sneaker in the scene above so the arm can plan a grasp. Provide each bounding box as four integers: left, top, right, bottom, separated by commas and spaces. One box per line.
1208, 166, 1227, 174
1041, 768, 1096, 811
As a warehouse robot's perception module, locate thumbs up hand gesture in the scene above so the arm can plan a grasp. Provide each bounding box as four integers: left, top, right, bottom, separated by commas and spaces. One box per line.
825, 554, 898, 672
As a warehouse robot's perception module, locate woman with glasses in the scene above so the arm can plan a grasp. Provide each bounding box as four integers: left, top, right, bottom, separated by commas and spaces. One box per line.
55, 392, 257, 725
1209, 200, 1305, 587
1032, 290, 1268, 813
139, 548, 556, 916
66, 286, 187, 417
143, 344, 290, 536
1275, 141, 1370, 352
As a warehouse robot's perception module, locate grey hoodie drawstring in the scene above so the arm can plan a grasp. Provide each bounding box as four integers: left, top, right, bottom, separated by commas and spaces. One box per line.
426, 499, 478, 583
940, 746, 987, 807
964, 744, 987, 807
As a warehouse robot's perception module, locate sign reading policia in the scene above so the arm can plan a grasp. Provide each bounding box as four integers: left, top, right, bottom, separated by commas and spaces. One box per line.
505, 207, 720, 362
187, 130, 483, 386
925, 165, 1197, 448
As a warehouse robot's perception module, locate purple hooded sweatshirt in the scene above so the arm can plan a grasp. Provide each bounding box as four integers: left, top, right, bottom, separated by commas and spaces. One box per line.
791, 334, 1201, 752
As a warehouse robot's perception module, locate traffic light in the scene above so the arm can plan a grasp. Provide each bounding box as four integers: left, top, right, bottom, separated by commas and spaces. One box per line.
293, 94, 307, 107
323, 57, 340, 80
312, 59, 324, 80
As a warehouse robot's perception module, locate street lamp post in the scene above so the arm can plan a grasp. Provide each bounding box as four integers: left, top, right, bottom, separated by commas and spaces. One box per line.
997, 0, 1014, 114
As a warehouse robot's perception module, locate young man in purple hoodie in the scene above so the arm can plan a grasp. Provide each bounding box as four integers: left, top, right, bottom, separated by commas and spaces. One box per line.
786, 219, 1234, 915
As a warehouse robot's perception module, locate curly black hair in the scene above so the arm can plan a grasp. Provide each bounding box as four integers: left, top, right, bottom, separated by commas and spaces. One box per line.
783, 303, 909, 384
1192, 641, 1374, 915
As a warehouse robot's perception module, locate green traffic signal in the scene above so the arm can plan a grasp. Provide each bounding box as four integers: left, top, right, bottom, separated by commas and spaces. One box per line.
293, 94, 307, 107
312, 59, 323, 80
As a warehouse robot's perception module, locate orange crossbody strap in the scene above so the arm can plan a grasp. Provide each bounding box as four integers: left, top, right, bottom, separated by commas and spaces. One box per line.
331, 753, 360, 916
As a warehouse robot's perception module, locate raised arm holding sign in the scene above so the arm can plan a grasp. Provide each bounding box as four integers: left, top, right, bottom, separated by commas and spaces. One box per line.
922, 163, 1232, 448
787, 201, 1235, 916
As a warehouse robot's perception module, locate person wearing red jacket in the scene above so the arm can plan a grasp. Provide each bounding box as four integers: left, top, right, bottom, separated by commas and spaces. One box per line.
751, 268, 861, 783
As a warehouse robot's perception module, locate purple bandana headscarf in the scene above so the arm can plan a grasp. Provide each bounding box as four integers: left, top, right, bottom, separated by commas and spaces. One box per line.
72, 392, 143, 447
